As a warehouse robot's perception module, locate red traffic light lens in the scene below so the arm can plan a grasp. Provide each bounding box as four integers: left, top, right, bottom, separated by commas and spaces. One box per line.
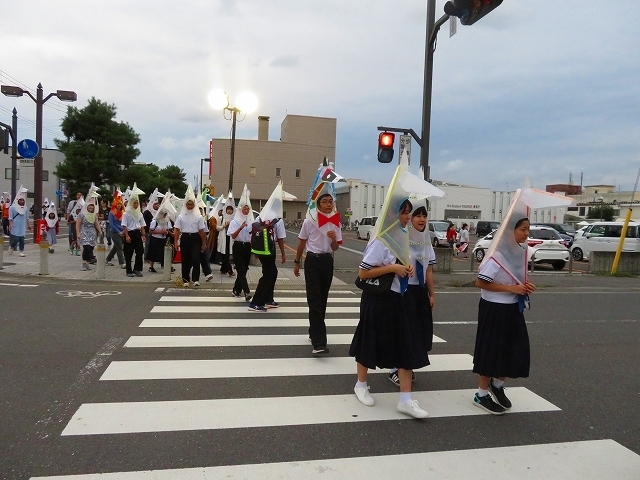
379, 132, 395, 147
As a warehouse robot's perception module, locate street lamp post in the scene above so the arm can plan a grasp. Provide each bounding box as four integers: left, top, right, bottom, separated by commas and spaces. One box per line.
1, 83, 76, 220
208, 90, 258, 195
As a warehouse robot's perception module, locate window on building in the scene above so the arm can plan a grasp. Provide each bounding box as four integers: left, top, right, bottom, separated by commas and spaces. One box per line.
295, 169, 301, 178
579, 207, 585, 216
4, 168, 19, 180
297, 211, 302, 219
43, 170, 49, 181
283, 210, 287, 219
250, 167, 256, 177
275, 167, 281, 177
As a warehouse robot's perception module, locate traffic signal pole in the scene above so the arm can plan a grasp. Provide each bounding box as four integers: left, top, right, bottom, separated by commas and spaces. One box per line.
420, 0, 449, 182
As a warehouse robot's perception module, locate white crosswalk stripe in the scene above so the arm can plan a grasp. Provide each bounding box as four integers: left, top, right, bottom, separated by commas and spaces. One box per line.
34, 291, 640, 479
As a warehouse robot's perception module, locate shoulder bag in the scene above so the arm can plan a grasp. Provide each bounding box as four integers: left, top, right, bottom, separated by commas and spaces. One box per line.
355, 272, 395, 295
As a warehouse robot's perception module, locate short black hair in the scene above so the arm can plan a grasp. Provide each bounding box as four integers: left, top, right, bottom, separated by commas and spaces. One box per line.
412, 206, 428, 217
398, 199, 413, 214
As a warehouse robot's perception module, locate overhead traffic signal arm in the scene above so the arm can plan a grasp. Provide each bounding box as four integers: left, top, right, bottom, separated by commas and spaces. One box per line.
444, 0, 503, 26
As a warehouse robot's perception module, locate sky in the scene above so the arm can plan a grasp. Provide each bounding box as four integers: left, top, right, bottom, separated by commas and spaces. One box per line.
2, 0, 640, 194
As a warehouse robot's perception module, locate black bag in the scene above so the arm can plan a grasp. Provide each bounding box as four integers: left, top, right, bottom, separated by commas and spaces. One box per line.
355, 272, 395, 295
251, 218, 278, 256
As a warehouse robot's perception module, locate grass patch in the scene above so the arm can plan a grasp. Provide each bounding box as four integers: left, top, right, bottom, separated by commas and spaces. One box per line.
593, 271, 637, 278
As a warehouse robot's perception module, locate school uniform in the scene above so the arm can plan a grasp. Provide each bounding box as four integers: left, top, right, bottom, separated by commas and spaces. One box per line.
473, 254, 530, 379
298, 218, 342, 350
122, 212, 146, 274
229, 218, 252, 296
175, 212, 206, 283
252, 219, 286, 307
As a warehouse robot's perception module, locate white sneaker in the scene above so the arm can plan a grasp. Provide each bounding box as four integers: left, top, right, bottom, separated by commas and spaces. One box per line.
183, 281, 190, 287
354, 385, 374, 406
18, 252, 26, 257
205, 273, 214, 282
397, 400, 428, 419
193, 281, 200, 286
8, 247, 13, 255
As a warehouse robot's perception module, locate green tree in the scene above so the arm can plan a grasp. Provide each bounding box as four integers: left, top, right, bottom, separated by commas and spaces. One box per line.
54, 97, 140, 193
118, 163, 187, 197
587, 205, 614, 221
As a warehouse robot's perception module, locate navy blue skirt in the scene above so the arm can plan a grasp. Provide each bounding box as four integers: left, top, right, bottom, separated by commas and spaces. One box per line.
349, 286, 432, 370
472, 298, 530, 378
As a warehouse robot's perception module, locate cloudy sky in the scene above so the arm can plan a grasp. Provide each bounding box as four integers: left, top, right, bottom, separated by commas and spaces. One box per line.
2, 0, 639, 193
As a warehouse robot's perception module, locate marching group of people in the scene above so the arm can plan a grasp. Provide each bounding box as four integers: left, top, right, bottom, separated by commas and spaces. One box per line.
4, 164, 565, 423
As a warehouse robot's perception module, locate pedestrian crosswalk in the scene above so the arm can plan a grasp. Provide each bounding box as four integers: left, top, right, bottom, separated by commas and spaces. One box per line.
32, 291, 640, 479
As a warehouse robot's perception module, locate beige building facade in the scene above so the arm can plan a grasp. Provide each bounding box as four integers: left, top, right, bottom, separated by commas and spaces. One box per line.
208, 114, 337, 221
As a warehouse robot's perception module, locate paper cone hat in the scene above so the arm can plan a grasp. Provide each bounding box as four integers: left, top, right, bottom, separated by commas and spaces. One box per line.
12, 186, 29, 215
125, 183, 145, 220
45, 203, 59, 228
234, 184, 254, 224
485, 188, 573, 284
179, 184, 200, 217
259, 181, 284, 222
154, 191, 178, 223
222, 191, 236, 223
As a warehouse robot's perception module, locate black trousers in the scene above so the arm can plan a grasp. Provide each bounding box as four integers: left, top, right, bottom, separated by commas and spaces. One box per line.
305, 254, 334, 349
180, 233, 202, 282
220, 234, 233, 274
232, 242, 252, 295
252, 253, 278, 306
123, 229, 144, 274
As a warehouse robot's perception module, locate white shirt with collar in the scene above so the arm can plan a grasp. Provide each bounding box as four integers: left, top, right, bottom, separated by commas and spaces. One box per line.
298, 218, 342, 254
122, 211, 146, 231
174, 212, 206, 233
228, 218, 252, 243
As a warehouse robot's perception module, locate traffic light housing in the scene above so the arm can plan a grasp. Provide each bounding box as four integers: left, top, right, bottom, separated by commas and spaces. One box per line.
377, 131, 395, 163
444, 0, 503, 26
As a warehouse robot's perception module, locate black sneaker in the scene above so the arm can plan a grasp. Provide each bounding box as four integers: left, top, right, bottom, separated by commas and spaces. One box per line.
388, 371, 400, 386
473, 393, 506, 415
490, 382, 512, 409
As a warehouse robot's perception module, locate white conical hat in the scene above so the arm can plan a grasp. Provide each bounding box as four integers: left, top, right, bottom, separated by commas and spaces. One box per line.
11, 185, 29, 215
179, 184, 201, 217
234, 184, 254, 224
259, 181, 284, 222
122, 186, 132, 204
2, 192, 10, 203
372, 154, 445, 265
222, 191, 236, 223
45, 203, 59, 228
209, 195, 225, 220
145, 188, 165, 212
125, 183, 145, 220
154, 191, 177, 224
484, 188, 574, 285
81, 189, 101, 218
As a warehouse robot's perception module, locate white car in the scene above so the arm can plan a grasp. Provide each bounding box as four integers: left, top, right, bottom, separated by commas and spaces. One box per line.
428, 221, 450, 247
472, 226, 570, 270
570, 221, 640, 261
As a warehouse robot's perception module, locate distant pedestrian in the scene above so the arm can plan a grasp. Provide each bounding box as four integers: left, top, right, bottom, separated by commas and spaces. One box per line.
106, 195, 126, 268
217, 201, 236, 276
66, 192, 84, 254
446, 223, 457, 251
2, 192, 10, 236
122, 185, 147, 277
293, 192, 342, 355
457, 223, 470, 257
8, 186, 32, 257
76, 196, 102, 271
147, 208, 172, 273
229, 186, 254, 300
174, 187, 207, 287
44, 204, 59, 253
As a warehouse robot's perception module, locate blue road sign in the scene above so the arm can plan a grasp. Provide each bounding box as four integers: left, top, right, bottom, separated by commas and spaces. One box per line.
18, 139, 39, 159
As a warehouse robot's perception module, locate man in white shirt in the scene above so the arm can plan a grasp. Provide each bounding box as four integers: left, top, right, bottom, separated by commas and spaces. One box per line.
122, 197, 147, 277
293, 193, 342, 354
174, 198, 207, 286
229, 204, 253, 301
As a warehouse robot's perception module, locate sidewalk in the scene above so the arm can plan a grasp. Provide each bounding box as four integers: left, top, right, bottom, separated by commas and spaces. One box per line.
0, 239, 342, 287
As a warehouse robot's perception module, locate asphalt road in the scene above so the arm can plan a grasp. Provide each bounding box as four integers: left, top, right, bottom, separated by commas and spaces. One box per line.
1, 276, 639, 479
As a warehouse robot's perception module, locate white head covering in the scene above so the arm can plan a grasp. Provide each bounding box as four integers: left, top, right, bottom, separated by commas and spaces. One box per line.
209, 195, 225, 220
408, 197, 436, 278
43, 197, 50, 208
179, 184, 201, 218
11, 186, 29, 215
2, 192, 10, 203
372, 151, 445, 265
485, 188, 573, 284
122, 186, 132, 204
145, 188, 165, 212
72, 197, 85, 219
259, 181, 284, 222
45, 204, 59, 228
222, 191, 236, 223
82, 190, 101, 223
234, 184, 254, 224
154, 192, 177, 225
125, 183, 145, 221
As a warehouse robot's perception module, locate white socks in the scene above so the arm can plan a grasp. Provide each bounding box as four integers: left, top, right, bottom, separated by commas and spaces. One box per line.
356, 381, 367, 389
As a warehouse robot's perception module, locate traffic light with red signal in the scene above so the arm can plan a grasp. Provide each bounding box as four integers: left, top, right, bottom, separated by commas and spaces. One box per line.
377, 131, 395, 163
444, 0, 503, 26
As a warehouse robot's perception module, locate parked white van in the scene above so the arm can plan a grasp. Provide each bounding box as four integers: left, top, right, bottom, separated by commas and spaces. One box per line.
357, 216, 378, 241
570, 221, 640, 261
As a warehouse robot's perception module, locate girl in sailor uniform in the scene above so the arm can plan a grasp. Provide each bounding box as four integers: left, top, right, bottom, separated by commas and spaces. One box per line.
349, 199, 430, 419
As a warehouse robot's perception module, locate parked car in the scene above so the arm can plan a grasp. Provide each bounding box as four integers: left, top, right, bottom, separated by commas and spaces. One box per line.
476, 221, 500, 237
472, 226, 569, 270
570, 221, 640, 261
356, 216, 378, 241
428, 220, 450, 247
532, 223, 577, 237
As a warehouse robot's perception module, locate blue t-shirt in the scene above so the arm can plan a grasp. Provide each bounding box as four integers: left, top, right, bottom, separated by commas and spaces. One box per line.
9, 205, 28, 236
